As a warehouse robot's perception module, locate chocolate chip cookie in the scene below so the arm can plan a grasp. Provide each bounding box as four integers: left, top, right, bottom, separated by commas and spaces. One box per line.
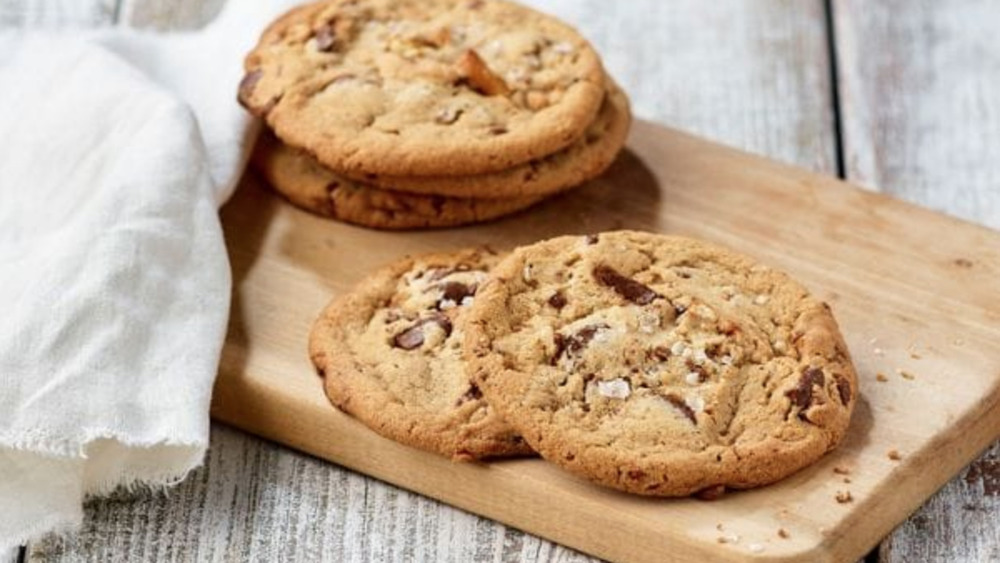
253, 132, 544, 229
310, 248, 532, 459
465, 231, 857, 495
239, 0, 606, 177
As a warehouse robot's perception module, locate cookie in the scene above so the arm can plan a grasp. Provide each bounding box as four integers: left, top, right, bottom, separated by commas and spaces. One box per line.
252, 132, 544, 229
309, 248, 533, 460
239, 0, 606, 177
465, 231, 857, 496
355, 79, 630, 199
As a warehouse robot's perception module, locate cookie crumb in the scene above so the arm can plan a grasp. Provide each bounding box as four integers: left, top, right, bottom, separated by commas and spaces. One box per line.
716, 523, 724, 532
835, 491, 853, 504
876, 373, 888, 382
843, 477, 852, 484
748, 543, 765, 554
833, 466, 851, 475
717, 533, 741, 544
909, 352, 922, 360
897, 369, 915, 380
873, 347, 884, 356
777, 528, 790, 539
888, 449, 902, 461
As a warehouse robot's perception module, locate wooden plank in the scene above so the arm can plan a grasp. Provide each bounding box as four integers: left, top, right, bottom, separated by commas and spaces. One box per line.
0, 0, 115, 27
19, 1, 837, 561
208, 121, 1000, 563
118, 0, 223, 30
542, 0, 836, 172
834, 0, 1000, 230
25, 425, 591, 562
832, 2, 1000, 560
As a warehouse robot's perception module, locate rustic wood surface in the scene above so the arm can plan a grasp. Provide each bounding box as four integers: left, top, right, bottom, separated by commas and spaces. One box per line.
3, 0, 999, 561
207, 118, 1000, 562
832, 1, 1000, 561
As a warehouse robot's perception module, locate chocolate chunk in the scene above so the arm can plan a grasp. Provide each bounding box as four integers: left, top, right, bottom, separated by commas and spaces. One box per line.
456, 384, 483, 405
315, 24, 337, 51
548, 291, 567, 309
593, 265, 660, 305
426, 312, 453, 336
834, 374, 852, 405
585, 234, 599, 245
437, 281, 476, 309
786, 367, 826, 417
651, 346, 671, 361
237, 70, 262, 108
392, 324, 425, 350
664, 394, 697, 424
552, 323, 609, 364
392, 313, 453, 350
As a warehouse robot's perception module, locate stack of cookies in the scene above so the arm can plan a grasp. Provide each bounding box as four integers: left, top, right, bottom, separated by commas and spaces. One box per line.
309, 231, 858, 497
238, 0, 631, 230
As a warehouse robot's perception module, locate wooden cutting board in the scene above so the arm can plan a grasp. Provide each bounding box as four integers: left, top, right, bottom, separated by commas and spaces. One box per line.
211, 121, 1000, 563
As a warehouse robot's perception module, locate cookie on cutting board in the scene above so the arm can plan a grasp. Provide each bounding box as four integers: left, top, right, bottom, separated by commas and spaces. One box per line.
310, 248, 533, 460
464, 231, 857, 496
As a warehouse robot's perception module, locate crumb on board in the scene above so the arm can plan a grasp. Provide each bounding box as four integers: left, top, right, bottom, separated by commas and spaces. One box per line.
777, 528, 790, 539
876, 373, 889, 382
888, 449, 903, 461
873, 347, 885, 356
748, 543, 764, 554
716, 534, 741, 545
843, 477, 852, 484
836, 491, 853, 504
833, 466, 851, 475
897, 369, 915, 380
910, 351, 922, 359
716, 523, 724, 532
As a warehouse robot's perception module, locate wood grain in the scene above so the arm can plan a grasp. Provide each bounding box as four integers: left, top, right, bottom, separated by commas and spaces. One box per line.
0, 0, 115, 27
834, 0, 1000, 230
26, 426, 591, 563
833, 2, 1000, 560
119, 0, 222, 29
211, 122, 1000, 563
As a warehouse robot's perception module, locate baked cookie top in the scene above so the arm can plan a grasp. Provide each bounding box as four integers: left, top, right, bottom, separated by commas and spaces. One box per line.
239, 0, 606, 177
253, 132, 544, 229
358, 78, 630, 199
310, 248, 532, 459
465, 231, 856, 496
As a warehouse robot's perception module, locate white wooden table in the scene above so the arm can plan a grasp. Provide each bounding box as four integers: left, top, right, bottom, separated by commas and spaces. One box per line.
4, 0, 1000, 561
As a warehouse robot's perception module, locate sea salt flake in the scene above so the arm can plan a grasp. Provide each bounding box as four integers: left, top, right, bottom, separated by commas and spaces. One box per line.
597, 378, 631, 399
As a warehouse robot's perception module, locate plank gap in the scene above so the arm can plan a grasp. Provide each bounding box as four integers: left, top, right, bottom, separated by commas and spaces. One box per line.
822, 0, 847, 179
111, 0, 123, 25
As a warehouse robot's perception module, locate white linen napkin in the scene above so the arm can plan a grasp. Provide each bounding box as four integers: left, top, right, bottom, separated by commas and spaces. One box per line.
0, 0, 296, 549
